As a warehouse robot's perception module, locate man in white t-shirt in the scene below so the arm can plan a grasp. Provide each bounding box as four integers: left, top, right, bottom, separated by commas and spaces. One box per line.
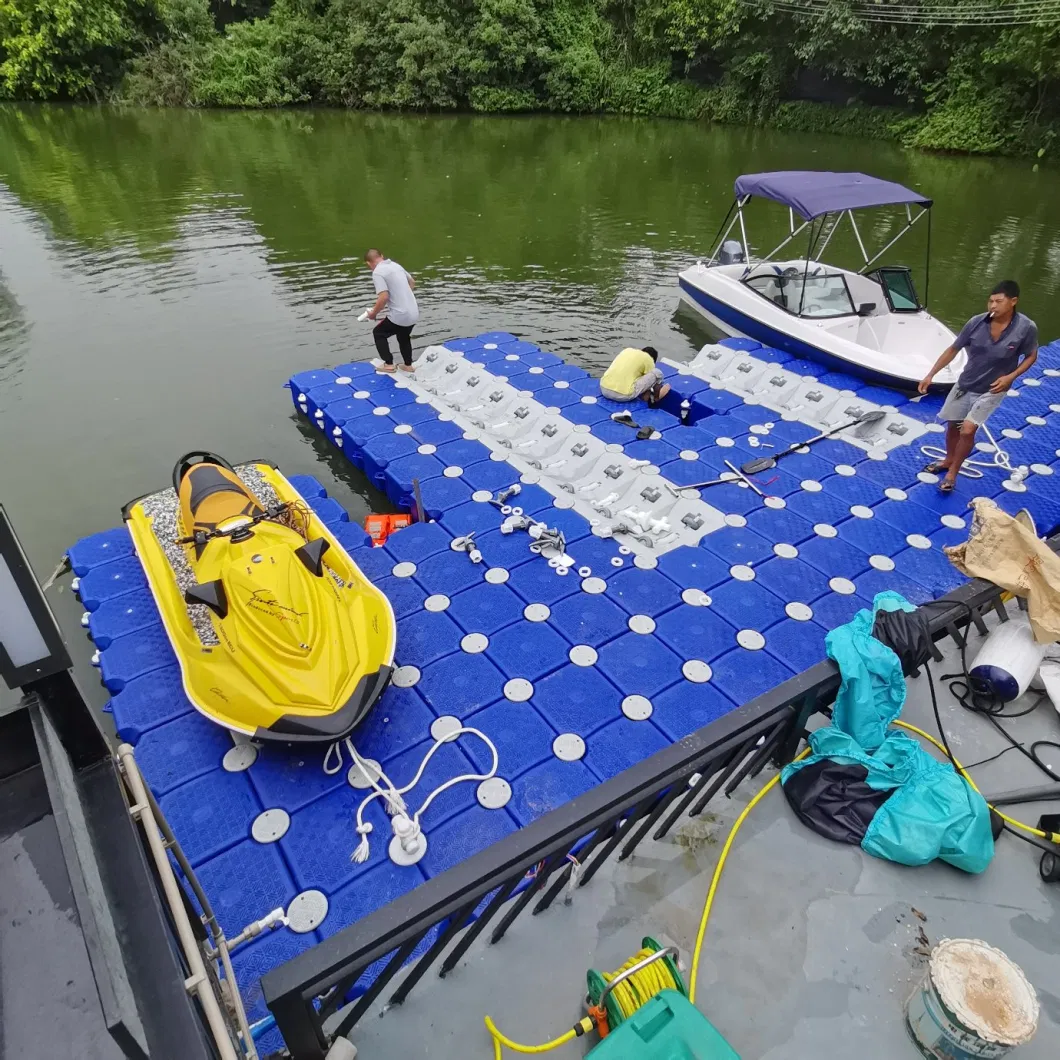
364, 249, 420, 372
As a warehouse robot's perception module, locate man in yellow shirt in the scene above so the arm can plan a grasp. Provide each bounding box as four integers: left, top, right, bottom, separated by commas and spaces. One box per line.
599, 346, 670, 405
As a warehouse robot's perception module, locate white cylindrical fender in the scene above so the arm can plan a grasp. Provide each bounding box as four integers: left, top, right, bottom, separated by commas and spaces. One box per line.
969, 615, 1046, 702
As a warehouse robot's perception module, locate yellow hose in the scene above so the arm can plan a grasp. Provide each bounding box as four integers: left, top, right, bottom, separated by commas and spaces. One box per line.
688, 747, 810, 1003
893, 720, 1052, 841
488, 714, 1054, 1055
688, 720, 1055, 1005
483, 1018, 580, 1059
601, 946, 682, 1021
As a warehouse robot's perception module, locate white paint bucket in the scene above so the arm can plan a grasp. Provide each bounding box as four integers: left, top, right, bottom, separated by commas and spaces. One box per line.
905, 938, 1038, 1058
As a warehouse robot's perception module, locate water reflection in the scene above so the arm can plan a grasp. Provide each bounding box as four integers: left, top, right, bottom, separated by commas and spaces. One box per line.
0, 104, 1058, 578
0, 268, 29, 387
2, 106, 1058, 337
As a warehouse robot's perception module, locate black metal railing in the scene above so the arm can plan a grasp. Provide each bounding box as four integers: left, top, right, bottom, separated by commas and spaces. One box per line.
261, 571, 1020, 1060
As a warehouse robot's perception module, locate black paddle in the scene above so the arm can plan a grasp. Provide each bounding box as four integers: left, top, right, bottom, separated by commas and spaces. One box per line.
739, 409, 888, 475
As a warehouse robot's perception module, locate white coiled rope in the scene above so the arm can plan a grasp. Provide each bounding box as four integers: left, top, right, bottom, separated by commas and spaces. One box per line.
919, 421, 1028, 482
323, 727, 499, 864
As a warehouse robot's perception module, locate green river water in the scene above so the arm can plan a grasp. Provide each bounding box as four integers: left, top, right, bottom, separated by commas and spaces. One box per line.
1, 105, 1059, 690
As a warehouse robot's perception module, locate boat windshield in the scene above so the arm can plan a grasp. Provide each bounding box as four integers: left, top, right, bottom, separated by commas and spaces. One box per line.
871, 266, 921, 313
744, 269, 854, 319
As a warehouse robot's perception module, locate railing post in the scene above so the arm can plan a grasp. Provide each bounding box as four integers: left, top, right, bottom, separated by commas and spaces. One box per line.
269, 991, 328, 1060
774, 690, 821, 767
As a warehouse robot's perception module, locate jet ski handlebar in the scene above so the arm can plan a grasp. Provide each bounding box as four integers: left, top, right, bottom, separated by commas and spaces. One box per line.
175, 502, 293, 546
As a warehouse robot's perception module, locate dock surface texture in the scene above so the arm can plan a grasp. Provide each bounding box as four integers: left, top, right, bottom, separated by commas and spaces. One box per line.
67, 333, 1060, 1049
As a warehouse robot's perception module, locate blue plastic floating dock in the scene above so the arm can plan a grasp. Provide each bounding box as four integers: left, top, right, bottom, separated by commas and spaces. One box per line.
68, 334, 1060, 1047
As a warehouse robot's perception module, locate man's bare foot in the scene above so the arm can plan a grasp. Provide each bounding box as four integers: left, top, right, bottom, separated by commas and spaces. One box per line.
399, 363, 415, 372
377, 363, 396, 373
645, 382, 671, 406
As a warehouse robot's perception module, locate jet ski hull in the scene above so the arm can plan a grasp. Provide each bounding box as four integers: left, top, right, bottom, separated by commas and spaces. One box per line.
123, 456, 395, 743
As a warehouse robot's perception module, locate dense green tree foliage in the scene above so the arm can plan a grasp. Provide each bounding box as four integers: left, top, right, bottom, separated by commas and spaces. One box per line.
2, 0, 1058, 157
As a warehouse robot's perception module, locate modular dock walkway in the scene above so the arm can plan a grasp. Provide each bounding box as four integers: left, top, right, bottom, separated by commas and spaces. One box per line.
67, 332, 1060, 1053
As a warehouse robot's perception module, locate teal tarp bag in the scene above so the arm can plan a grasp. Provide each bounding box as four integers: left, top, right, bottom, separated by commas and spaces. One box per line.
825, 590, 914, 751
782, 591, 994, 874
781, 727, 994, 873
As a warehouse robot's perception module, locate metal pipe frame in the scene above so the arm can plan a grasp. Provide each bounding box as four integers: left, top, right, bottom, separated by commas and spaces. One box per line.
718, 200, 932, 299
260, 564, 1050, 1060
848, 209, 870, 264
857, 206, 929, 274
705, 200, 739, 265
812, 213, 844, 262
117, 745, 246, 1060
747, 215, 813, 273
736, 197, 751, 261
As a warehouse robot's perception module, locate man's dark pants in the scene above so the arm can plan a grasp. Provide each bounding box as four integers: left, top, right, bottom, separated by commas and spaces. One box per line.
373, 318, 414, 366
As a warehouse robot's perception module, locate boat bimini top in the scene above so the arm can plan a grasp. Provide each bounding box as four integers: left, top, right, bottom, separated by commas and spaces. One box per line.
679, 171, 962, 392
718, 171, 933, 303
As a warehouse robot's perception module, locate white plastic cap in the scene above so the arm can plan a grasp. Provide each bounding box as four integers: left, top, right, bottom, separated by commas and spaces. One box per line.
325, 1036, 358, 1060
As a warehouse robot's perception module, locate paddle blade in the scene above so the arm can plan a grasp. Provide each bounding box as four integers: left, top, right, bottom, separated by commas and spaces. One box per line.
740, 455, 776, 475
858, 409, 888, 426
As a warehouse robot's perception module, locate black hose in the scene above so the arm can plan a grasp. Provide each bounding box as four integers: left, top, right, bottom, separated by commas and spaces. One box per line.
873, 602, 1060, 852
937, 603, 1060, 785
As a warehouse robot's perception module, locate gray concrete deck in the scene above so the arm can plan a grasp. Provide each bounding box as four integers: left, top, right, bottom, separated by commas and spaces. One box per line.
344, 623, 1060, 1059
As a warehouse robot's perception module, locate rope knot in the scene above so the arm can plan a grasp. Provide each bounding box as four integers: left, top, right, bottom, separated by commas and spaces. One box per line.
351, 822, 373, 864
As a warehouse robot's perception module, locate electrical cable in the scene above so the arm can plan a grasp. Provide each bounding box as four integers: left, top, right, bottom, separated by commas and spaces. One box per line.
962, 745, 1021, 770
689, 747, 811, 1003
687, 714, 1057, 1016
739, 0, 1060, 26
936, 604, 1060, 784
894, 715, 1053, 841
869, 602, 1058, 842
485, 941, 683, 1056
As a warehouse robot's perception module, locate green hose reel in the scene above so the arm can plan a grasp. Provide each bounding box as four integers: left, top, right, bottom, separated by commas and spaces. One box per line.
585, 938, 740, 1060
585, 937, 686, 1032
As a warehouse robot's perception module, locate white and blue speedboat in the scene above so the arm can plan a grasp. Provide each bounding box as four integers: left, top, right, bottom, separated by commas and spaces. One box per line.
679, 171, 963, 392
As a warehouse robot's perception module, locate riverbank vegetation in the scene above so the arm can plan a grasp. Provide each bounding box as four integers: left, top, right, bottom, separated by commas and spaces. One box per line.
1, 0, 1057, 157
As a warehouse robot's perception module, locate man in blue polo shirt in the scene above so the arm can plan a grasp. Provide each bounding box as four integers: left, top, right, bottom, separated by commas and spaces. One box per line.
918, 280, 1037, 492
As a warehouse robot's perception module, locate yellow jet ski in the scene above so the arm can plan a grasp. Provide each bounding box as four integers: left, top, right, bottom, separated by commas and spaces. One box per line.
122, 452, 395, 743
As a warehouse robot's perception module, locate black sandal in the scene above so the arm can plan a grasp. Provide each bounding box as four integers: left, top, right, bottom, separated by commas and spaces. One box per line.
938, 478, 956, 493
923, 461, 949, 475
